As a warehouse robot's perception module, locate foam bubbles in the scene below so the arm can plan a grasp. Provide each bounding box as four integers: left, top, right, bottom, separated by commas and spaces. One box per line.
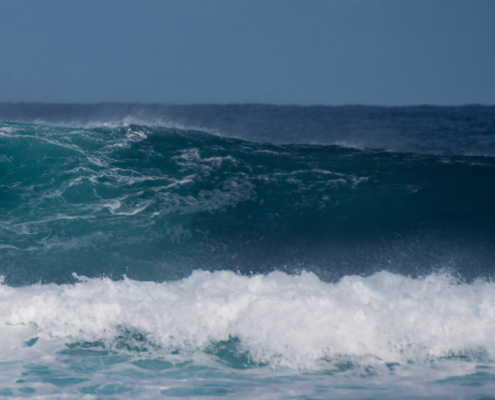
1, 270, 495, 369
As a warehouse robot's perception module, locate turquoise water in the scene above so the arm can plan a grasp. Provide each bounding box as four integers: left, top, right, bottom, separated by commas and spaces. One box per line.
1, 104, 495, 398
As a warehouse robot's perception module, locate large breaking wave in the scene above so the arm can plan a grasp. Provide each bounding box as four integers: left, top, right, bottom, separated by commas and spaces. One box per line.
1, 118, 495, 285
1, 104, 495, 398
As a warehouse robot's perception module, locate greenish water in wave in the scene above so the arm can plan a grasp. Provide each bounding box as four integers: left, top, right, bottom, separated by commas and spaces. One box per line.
1, 120, 495, 285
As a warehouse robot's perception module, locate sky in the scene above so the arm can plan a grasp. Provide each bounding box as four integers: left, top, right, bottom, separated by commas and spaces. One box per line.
0, 0, 494, 106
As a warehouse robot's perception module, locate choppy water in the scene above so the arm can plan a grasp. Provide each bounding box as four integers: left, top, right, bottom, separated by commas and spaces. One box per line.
1, 104, 495, 399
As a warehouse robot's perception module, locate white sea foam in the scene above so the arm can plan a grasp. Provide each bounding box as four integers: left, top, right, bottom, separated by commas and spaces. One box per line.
1, 270, 495, 370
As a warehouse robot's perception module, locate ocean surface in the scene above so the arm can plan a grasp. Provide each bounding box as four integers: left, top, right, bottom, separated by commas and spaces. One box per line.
1, 103, 495, 399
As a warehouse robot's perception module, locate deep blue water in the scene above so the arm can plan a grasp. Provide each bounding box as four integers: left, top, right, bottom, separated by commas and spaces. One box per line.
1, 104, 495, 399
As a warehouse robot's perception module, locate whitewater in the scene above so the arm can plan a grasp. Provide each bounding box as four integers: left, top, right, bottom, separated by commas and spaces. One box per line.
1, 104, 495, 399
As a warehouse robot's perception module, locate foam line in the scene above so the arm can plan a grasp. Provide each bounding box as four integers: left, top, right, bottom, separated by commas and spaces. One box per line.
1, 270, 494, 369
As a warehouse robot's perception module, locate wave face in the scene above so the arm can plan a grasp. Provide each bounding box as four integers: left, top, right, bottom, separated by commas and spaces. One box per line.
1, 104, 495, 398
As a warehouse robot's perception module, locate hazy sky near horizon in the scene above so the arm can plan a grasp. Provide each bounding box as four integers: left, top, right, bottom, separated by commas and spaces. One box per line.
0, 0, 494, 105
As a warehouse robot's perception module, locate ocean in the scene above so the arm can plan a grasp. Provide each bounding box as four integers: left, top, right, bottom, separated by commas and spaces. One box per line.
1, 103, 495, 399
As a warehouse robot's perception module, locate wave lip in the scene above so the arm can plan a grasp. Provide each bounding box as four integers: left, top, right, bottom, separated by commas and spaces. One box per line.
1, 104, 495, 156
2, 270, 495, 369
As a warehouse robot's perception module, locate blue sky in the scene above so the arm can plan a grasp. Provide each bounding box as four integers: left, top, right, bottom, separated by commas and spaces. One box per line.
0, 0, 494, 105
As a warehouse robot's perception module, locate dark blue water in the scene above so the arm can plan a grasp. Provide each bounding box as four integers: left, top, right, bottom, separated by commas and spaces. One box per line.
1, 104, 495, 399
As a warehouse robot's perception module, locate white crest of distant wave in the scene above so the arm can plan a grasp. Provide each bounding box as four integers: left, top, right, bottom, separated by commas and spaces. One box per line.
29, 116, 219, 135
